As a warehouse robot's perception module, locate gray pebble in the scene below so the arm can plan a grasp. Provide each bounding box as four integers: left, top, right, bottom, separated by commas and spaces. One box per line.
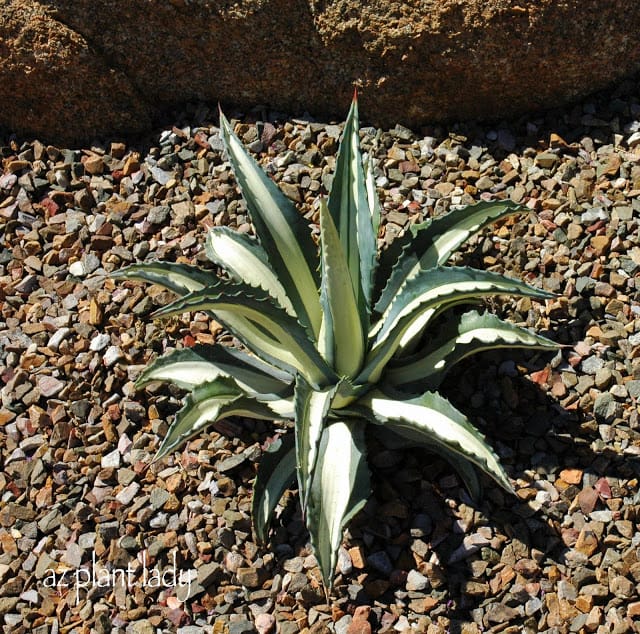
557, 579, 577, 601
334, 615, 352, 634
149, 488, 170, 509
228, 620, 254, 634
593, 392, 621, 422
148, 205, 170, 224
406, 569, 429, 592
525, 596, 542, 615
337, 547, 352, 575
150, 166, 172, 185
217, 453, 247, 472
626, 380, 640, 399
581, 355, 605, 375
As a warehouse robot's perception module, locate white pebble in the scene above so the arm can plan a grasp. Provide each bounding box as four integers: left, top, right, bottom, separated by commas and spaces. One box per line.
19, 589, 39, 604
525, 597, 543, 615
68, 261, 85, 276
628, 131, 640, 147
590, 510, 613, 522
101, 448, 121, 468
150, 512, 168, 528
103, 345, 123, 367
47, 327, 71, 351
115, 482, 140, 505
90, 333, 111, 351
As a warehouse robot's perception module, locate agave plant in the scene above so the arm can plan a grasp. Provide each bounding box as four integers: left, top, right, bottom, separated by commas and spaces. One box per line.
113, 95, 557, 588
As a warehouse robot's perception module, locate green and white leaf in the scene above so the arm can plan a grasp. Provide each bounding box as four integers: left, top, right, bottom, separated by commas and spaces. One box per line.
319, 198, 365, 377
205, 227, 295, 316
363, 152, 381, 239
111, 261, 213, 296
252, 434, 296, 544
155, 378, 277, 461
219, 110, 322, 337
358, 389, 513, 493
307, 420, 370, 588
387, 309, 559, 390
136, 343, 293, 396
154, 283, 335, 387
362, 267, 554, 382
327, 95, 377, 325
375, 201, 526, 314
294, 376, 338, 511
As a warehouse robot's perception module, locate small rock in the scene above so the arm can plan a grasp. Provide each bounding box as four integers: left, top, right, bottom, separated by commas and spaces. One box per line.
593, 392, 620, 422
347, 606, 371, 634
366, 551, 393, 576
228, 621, 254, 634
334, 615, 352, 634
337, 546, 352, 575
47, 327, 71, 351
525, 597, 543, 615
406, 569, 429, 592
148, 205, 170, 224
584, 606, 603, 631
594, 367, 613, 390
626, 380, 640, 400
475, 175, 494, 191
197, 562, 221, 588
90, 333, 111, 351
101, 448, 121, 468
580, 356, 605, 375
627, 601, 640, 618
217, 452, 247, 473
485, 602, 520, 623
222, 552, 243, 574
103, 345, 123, 367
559, 468, 583, 485
255, 614, 276, 634
278, 623, 300, 634
535, 152, 557, 168
610, 575, 634, 598
581, 583, 608, 598
590, 235, 611, 256
15, 275, 40, 295
84, 155, 104, 175
150, 166, 171, 185
149, 488, 170, 509
236, 567, 261, 588
37, 375, 64, 397
115, 481, 140, 505
575, 527, 599, 556
557, 579, 577, 601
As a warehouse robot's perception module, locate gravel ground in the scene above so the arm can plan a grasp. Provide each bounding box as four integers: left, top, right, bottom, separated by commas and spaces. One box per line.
3, 77, 640, 634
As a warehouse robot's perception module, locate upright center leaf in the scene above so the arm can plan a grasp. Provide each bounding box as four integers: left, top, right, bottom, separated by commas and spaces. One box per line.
326, 94, 377, 332
319, 199, 365, 378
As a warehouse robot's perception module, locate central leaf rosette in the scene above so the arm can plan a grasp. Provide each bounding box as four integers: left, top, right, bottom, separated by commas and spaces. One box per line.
113, 95, 557, 588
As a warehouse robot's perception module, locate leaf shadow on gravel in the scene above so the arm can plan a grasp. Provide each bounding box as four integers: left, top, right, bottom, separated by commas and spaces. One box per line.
301, 342, 640, 632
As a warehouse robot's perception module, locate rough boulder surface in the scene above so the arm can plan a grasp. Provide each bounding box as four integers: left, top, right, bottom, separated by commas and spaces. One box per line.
2, 0, 640, 143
